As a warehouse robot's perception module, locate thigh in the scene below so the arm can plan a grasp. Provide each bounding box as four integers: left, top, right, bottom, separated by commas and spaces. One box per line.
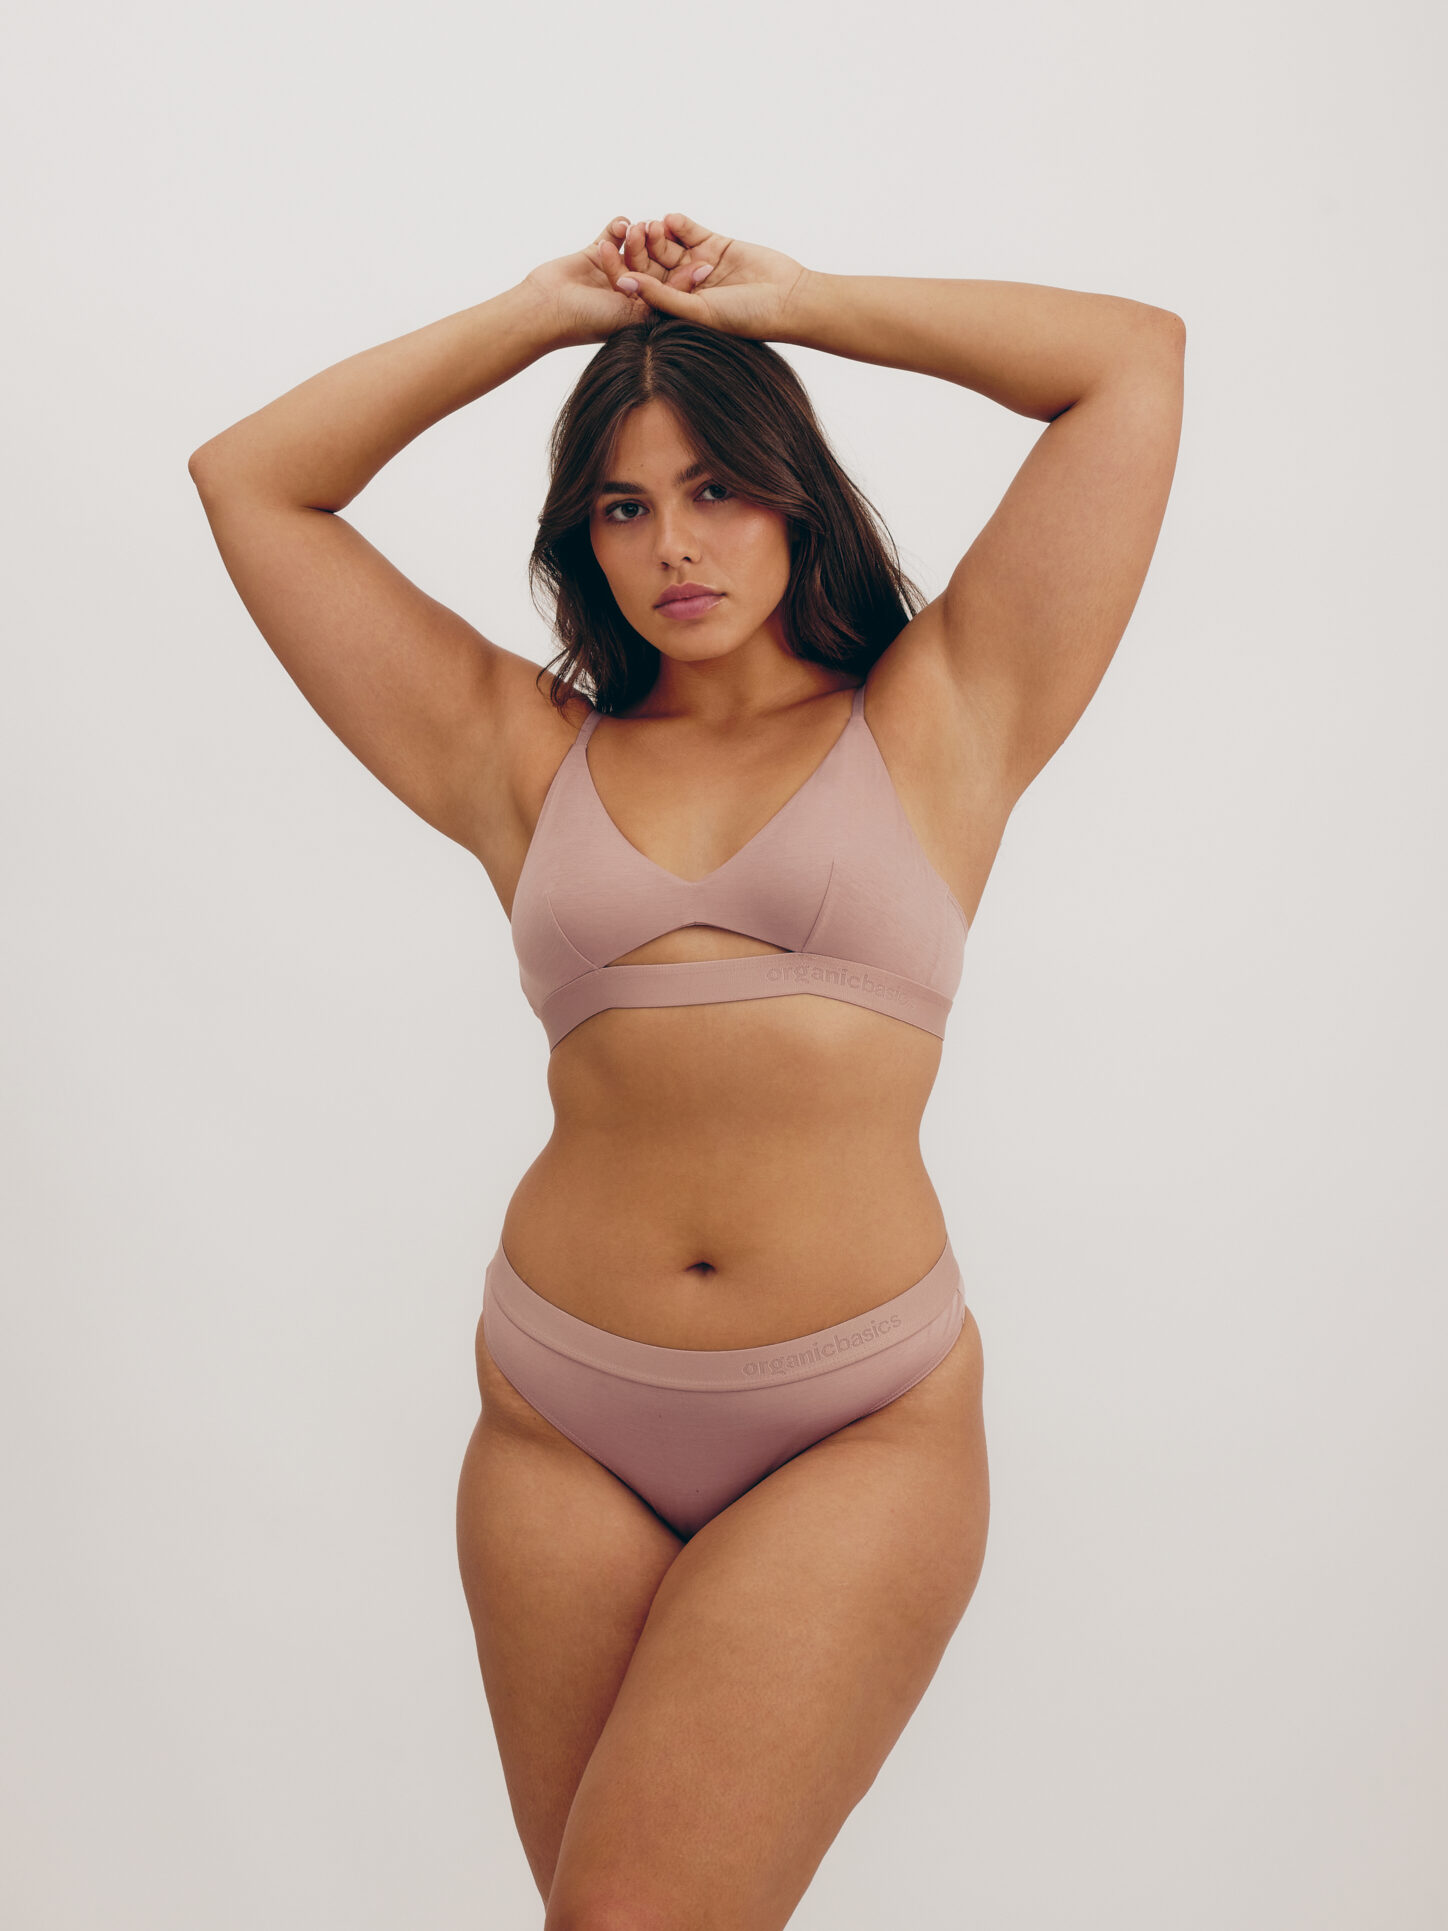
543, 1307, 990, 1931
457, 1327, 684, 1903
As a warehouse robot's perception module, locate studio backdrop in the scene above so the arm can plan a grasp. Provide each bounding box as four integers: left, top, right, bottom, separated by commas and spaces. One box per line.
2, 1, 1443, 1926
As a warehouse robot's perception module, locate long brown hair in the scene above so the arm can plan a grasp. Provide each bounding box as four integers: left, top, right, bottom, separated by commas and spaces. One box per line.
527, 310, 928, 716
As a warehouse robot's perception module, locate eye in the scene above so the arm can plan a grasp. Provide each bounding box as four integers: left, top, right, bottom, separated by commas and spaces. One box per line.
602, 482, 732, 524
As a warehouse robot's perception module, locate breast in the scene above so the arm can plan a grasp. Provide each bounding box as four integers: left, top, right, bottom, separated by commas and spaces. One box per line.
541, 838, 834, 972
802, 741, 967, 1001
510, 719, 967, 1035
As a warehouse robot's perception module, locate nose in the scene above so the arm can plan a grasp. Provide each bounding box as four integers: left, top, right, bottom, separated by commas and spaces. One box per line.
651, 501, 700, 567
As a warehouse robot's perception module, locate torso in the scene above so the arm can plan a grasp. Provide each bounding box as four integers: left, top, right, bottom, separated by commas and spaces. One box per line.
477, 605, 1015, 1348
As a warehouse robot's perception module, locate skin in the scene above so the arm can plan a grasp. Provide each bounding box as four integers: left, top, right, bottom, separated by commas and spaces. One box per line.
188, 207, 1184, 1926
496, 388, 997, 1339
474, 382, 1005, 1929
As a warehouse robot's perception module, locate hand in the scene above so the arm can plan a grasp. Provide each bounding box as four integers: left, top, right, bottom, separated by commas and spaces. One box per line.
522, 216, 660, 348
605, 213, 812, 342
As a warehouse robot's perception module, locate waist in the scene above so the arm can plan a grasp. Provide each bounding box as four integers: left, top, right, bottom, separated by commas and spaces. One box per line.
483, 1235, 964, 1372
508, 999, 951, 1344
500, 1140, 949, 1348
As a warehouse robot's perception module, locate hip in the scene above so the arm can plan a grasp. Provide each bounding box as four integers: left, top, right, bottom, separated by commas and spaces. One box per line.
474, 1234, 972, 1540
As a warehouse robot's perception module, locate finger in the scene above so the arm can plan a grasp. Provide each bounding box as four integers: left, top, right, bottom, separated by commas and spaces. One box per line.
589, 216, 629, 256
644, 217, 687, 270
661, 211, 721, 253
590, 217, 631, 277
644, 217, 704, 295
623, 218, 675, 286
612, 266, 707, 318
622, 219, 655, 277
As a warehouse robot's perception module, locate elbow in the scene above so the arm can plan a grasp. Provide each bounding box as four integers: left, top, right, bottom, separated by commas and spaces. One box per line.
188, 433, 243, 486
1124, 302, 1186, 350
1133, 306, 1186, 376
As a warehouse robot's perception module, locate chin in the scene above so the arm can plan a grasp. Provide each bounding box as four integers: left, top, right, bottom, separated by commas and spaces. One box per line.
641, 606, 748, 644
654, 633, 748, 663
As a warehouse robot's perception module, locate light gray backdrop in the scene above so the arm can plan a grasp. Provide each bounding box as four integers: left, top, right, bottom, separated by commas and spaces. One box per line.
4, 1, 1443, 1925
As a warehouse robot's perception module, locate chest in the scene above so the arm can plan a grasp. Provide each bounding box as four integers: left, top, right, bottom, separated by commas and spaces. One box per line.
513, 708, 970, 1006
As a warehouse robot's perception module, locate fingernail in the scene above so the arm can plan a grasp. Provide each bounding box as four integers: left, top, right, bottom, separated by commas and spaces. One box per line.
617, 276, 640, 294
691, 264, 713, 284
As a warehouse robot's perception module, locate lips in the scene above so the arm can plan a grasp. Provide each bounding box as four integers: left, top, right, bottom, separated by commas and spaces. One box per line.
656, 581, 721, 607
655, 592, 724, 620
654, 581, 725, 621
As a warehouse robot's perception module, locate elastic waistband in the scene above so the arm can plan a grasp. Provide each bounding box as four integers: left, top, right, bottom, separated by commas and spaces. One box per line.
483, 1240, 963, 1392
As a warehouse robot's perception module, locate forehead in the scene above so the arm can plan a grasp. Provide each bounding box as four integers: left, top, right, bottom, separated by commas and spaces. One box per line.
606, 398, 694, 470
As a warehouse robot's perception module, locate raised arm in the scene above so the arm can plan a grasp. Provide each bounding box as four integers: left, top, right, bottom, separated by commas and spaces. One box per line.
776, 271, 1186, 803
187, 222, 652, 882
187, 284, 572, 864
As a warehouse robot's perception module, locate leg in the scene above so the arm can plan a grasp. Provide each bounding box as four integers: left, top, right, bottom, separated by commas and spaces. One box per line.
543, 1307, 990, 1931
457, 1329, 684, 1902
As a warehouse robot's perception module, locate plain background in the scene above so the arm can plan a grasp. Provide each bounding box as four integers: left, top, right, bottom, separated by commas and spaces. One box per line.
3, 1, 1443, 1925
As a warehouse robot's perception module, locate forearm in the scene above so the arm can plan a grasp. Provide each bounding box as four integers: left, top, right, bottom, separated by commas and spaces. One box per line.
188, 282, 558, 509
778, 272, 1182, 422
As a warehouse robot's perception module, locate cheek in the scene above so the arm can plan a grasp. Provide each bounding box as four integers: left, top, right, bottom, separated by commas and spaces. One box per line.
591, 523, 638, 588
730, 506, 792, 572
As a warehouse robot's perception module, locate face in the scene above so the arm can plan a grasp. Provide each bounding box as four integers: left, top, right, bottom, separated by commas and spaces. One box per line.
589, 398, 794, 664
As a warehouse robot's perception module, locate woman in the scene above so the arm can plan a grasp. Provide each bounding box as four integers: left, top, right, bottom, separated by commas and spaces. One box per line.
189, 212, 1185, 1928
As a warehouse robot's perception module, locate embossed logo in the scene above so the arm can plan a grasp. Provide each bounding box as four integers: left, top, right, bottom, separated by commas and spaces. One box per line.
763, 960, 908, 1003
740, 1310, 905, 1379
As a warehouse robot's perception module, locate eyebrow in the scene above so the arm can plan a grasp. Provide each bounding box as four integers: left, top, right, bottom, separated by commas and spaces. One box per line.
597, 460, 710, 499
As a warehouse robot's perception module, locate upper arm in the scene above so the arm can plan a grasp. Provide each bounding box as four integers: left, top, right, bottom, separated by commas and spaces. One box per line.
936, 312, 1186, 802
187, 455, 556, 856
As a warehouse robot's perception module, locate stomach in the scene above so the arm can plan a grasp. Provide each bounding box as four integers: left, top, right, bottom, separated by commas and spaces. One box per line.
497, 991, 952, 1349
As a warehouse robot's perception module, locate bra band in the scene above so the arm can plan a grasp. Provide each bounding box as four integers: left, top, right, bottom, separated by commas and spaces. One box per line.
539, 949, 953, 1052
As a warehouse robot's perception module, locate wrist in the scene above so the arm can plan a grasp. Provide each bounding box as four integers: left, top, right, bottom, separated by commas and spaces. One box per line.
499, 277, 574, 356
775, 266, 836, 348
